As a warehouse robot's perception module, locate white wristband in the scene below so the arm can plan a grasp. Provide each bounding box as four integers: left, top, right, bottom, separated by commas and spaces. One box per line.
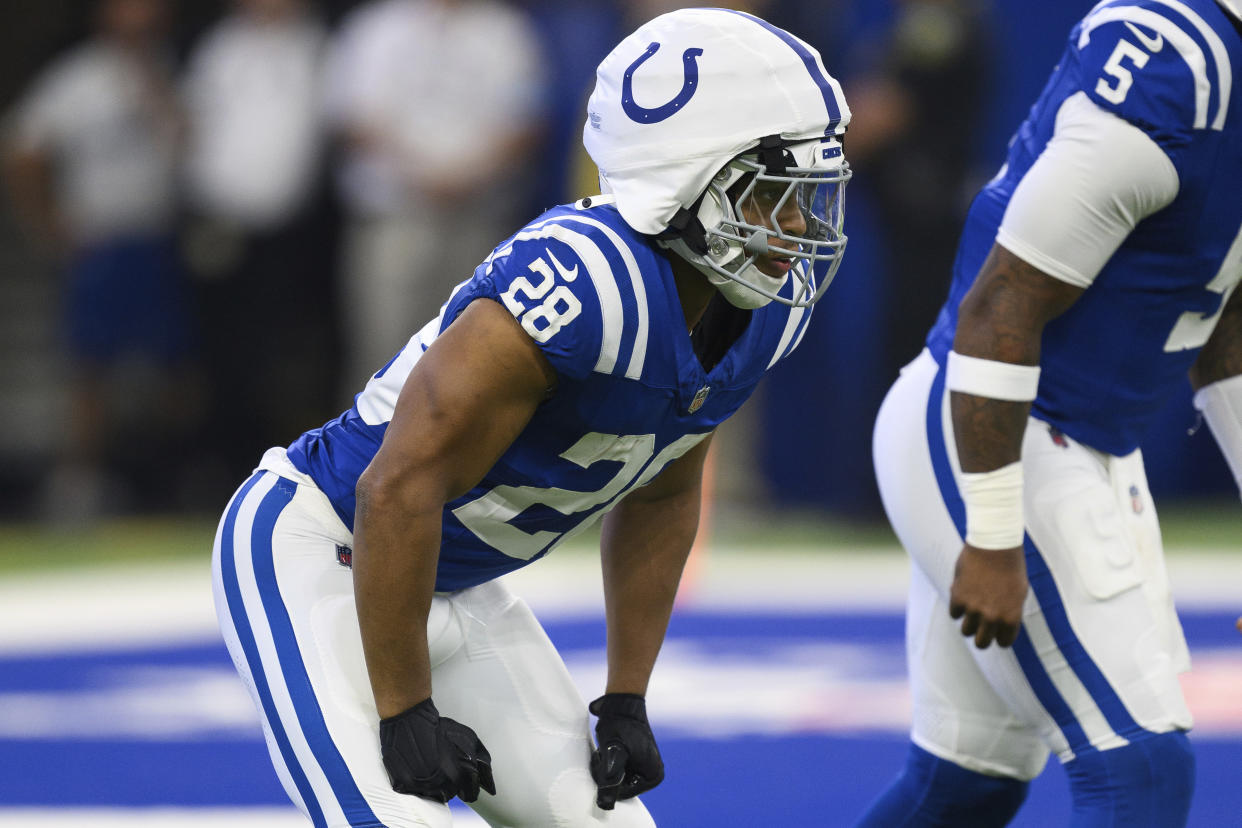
947, 351, 1042, 401
960, 461, 1025, 549
1194, 374, 1242, 498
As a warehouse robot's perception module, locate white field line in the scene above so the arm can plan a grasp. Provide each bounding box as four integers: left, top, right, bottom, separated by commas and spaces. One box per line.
0, 807, 488, 827
0, 547, 1236, 653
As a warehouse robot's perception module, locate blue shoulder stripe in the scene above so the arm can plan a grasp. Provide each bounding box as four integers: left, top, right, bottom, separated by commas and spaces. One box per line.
492, 212, 651, 379
767, 274, 816, 368
722, 9, 847, 135
554, 213, 653, 379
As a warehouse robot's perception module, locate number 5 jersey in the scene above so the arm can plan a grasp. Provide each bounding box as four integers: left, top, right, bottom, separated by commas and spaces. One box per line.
924, 0, 1242, 455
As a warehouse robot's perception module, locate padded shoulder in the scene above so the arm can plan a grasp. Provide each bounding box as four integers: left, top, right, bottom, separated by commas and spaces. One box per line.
448, 206, 661, 382
1074, 0, 1234, 133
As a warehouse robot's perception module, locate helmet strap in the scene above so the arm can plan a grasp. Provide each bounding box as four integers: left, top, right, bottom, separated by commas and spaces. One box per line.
657, 193, 710, 255
756, 134, 791, 176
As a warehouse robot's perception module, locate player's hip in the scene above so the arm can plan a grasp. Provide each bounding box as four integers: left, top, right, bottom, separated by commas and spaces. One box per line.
873, 350, 1170, 587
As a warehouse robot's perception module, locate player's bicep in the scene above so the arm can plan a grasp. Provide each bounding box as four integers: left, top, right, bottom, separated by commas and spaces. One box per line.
367, 298, 555, 503
954, 244, 1085, 365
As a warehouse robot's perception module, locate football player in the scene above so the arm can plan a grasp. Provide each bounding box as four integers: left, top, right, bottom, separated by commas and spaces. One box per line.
211, 9, 851, 827
863, 1, 1242, 826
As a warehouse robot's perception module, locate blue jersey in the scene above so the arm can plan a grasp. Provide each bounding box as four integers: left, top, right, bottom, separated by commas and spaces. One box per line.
927, 0, 1242, 455
287, 199, 815, 590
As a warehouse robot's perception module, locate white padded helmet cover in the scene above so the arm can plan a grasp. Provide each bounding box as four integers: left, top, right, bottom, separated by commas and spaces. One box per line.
584, 8, 851, 236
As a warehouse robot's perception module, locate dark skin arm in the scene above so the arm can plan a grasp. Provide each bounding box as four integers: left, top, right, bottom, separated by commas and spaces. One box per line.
949, 243, 1083, 649
353, 298, 555, 718
599, 434, 713, 695
1189, 284, 1242, 390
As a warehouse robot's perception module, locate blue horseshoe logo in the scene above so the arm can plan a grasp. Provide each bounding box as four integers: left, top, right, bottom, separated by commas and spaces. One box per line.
622, 42, 704, 124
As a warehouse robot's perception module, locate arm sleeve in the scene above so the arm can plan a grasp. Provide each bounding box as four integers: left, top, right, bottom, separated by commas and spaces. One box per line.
995, 91, 1179, 288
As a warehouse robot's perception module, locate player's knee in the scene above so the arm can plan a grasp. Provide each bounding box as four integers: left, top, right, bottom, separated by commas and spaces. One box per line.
536, 767, 657, 828
1065, 729, 1194, 828
855, 743, 1028, 827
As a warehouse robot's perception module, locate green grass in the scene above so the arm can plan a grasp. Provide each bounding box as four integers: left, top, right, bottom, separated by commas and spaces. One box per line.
0, 498, 1233, 575
0, 518, 216, 573
1155, 497, 1242, 550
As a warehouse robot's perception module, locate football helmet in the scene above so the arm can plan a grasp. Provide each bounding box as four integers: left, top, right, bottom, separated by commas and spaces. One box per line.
584, 8, 851, 308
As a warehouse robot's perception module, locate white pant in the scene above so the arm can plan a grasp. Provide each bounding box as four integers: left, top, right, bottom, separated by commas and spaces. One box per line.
872, 350, 1192, 780
211, 464, 656, 827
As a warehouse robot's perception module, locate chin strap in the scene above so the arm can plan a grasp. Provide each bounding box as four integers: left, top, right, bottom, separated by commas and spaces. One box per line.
656, 183, 711, 255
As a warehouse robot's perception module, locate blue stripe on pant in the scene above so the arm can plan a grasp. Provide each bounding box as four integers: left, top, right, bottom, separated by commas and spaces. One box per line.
220, 472, 380, 827
923, 361, 1150, 757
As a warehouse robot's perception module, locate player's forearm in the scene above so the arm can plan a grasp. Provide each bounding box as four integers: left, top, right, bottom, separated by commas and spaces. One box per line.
949, 394, 1031, 473
950, 260, 1041, 471
950, 245, 1079, 472
598, 488, 700, 695
352, 474, 444, 718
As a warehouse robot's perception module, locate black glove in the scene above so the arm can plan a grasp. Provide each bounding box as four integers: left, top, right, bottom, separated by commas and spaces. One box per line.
588, 693, 664, 810
379, 698, 496, 803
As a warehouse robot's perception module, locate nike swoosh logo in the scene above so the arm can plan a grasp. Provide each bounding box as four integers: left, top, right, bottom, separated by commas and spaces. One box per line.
546, 248, 578, 282
1124, 21, 1164, 53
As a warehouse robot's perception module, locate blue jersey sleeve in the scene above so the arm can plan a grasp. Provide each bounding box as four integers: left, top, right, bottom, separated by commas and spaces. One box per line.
445, 217, 635, 382
1075, 3, 1229, 141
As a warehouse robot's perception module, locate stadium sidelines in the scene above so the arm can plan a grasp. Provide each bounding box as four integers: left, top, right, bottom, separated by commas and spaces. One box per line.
1, 544, 1238, 827
3, 541, 1239, 652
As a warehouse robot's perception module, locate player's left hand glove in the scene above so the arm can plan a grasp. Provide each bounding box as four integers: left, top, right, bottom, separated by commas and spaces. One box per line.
588, 693, 664, 810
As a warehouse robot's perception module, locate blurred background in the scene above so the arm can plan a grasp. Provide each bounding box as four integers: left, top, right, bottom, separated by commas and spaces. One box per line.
0, 0, 1234, 531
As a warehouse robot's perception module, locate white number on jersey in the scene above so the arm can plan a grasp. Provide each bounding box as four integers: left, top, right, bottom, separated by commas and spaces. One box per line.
1164, 220, 1242, 352
499, 251, 583, 343
452, 432, 708, 560
1095, 38, 1151, 104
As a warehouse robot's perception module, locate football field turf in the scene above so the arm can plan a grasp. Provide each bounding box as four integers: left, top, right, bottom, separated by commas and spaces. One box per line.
0, 508, 1237, 827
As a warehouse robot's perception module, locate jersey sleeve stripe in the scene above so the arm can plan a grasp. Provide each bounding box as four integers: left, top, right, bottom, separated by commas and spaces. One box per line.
534, 223, 627, 375
787, 304, 814, 357
556, 214, 651, 379
1149, 0, 1232, 129
1078, 5, 1216, 129
768, 273, 813, 369
491, 216, 651, 379
723, 9, 847, 135
489, 220, 625, 375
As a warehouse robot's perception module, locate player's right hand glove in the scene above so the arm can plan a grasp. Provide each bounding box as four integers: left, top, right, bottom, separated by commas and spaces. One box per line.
588, 693, 664, 810
379, 698, 496, 803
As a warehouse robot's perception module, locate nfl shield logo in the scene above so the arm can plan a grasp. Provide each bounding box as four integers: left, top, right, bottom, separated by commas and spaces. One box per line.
688, 385, 711, 413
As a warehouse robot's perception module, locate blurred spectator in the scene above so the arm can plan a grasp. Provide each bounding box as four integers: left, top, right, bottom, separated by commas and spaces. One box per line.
324, 0, 549, 392
2, 0, 194, 523
181, 0, 339, 496
844, 0, 992, 386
